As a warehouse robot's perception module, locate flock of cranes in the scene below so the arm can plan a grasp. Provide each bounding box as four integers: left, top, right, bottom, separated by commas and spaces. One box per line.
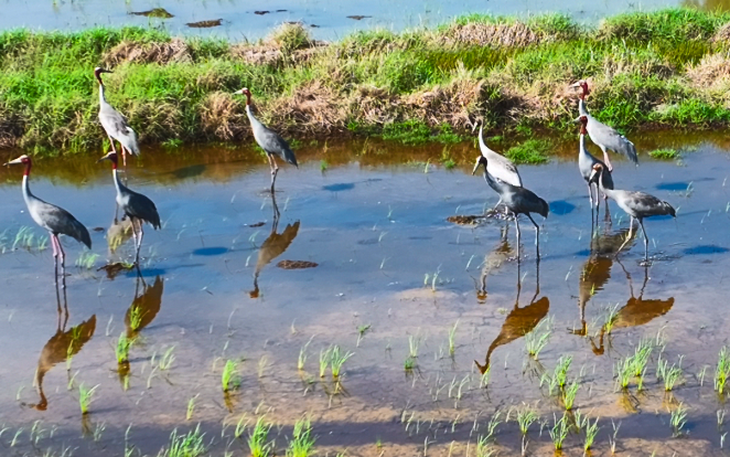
3, 71, 677, 290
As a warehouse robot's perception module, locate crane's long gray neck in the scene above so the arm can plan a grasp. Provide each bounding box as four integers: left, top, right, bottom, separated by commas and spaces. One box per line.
596, 168, 616, 199
578, 99, 588, 117
99, 83, 107, 106
21, 174, 34, 208
245, 105, 265, 131
112, 168, 124, 196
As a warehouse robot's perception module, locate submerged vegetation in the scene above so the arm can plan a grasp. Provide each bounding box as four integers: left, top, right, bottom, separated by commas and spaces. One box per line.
3, 9, 730, 156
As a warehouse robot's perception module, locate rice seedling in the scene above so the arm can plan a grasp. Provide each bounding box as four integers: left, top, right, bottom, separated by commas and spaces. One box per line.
562, 380, 580, 411
158, 346, 176, 371
258, 355, 268, 378
615, 356, 633, 391
298, 337, 313, 372
603, 303, 621, 334
330, 345, 354, 379
75, 251, 99, 270
479, 365, 491, 388
286, 418, 315, 457
248, 417, 273, 457
78, 383, 99, 415
356, 324, 371, 347
631, 338, 653, 377
318, 347, 332, 378
186, 395, 197, 421
583, 415, 600, 452
658, 357, 684, 392
715, 346, 730, 395
12, 226, 34, 251
115, 332, 132, 365
484, 410, 503, 442
670, 403, 688, 437
515, 405, 538, 435
93, 421, 106, 442
448, 320, 459, 356
320, 160, 328, 172
524, 318, 551, 359
221, 359, 241, 392
555, 356, 572, 389
718, 409, 726, 429
161, 425, 206, 457
548, 413, 569, 451
408, 334, 422, 359
404, 356, 416, 371
128, 305, 143, 332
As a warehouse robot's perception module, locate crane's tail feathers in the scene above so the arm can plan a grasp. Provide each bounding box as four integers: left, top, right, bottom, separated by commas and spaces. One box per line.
71, 220, 92, 249
664, 202, 676, 218
622, 137, 639, 165
284, 148, 298, 168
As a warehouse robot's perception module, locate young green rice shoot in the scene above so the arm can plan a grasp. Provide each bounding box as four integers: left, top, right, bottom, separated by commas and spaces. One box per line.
658, 356, 684, 392
631, 338, 653, 377
670, 403, 688, 437
562, 380, 580, 411
78, 383, 99, 415
604, 303, 621, 334
448, 320, 459, 357
583, 415, 600, 452
75, 251, 99, 270
163, 425, 206, 457
286, 418, 315, 457
115, 332, 132, 364
615, 356, 633, 391
186, 395, 198, 421
524, 317, 551, 359
408, 334, 422, 359
715, 347, 730, 394
248, 417, 273, 457
330, 345, 354, 379
158, 346, 176, 371
515, 405, 538, 435
319, 347, 332, 378
356, 324, 371, 347
549, 412, 569, 451
221, 359, 241, 392
298, 338, 313, 372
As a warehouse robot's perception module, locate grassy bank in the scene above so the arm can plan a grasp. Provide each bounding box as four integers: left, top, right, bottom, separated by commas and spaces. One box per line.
3, 8, 730, 156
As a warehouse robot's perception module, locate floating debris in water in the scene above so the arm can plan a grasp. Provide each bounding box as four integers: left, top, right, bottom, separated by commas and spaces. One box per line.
254, 10, 270, 15
97, 262, 134, 279
92, 227, 105, 232
186, 19, 222, 28
347, 15, 372, 20
446, 215, 485, 225
310, 24, 320, 28
130, 8, 174, 18
277, 260, 318, 269
247, 221, 265, 228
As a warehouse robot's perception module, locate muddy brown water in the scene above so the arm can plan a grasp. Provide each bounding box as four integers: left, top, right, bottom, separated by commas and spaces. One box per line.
0, 135, 729, 456
0, 0, 726, 41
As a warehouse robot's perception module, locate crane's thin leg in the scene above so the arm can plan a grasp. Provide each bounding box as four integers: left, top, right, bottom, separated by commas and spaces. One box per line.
601, 146, 613, 172
492, 197, 503, 214
586, 182, 594, 209
527, 214, 541, 259
129, 217, 139, 262
514, 215, 521, 261
269, 155, 280, 194
639, 219, 649, 261
56, 236, 66, 288
51, 233, 59, 285
136, 221, 145, 266
107, 135, 118, 154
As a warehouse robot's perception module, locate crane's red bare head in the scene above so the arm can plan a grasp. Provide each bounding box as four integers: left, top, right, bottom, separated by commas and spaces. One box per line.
233, 87, 252, 104
571, 79, 590, 99
97, 151, 119, 168
94, 67, 113, 85
579, 115, 588, 134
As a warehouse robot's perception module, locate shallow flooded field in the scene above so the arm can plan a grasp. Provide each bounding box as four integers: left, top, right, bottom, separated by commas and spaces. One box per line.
0, 0, 718, 40
1, 135, 730, 456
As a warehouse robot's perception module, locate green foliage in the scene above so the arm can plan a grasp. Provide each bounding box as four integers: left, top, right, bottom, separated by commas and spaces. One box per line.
505, 139, 551, 165
649, 148, 679, 160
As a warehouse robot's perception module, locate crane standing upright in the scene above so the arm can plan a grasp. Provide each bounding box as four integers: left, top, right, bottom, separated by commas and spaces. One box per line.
572, 80, 638, 172
4, 155, 91, 285
233, 87, 298, 194
95, 67, 140, 167
476, 123, 523, 212
98, 151, 160, 266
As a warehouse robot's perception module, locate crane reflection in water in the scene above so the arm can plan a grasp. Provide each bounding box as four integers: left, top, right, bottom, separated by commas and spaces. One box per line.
475, 258, 549, 376
28, 285, 96, 411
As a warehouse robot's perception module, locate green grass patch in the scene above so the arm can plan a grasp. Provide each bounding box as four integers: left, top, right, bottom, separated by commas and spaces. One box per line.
504, 139, 551, 165
649, 148, 679, 160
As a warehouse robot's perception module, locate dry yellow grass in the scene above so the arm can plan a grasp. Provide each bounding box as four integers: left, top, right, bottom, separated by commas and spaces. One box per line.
199, 92, 247, 141
102, 38, 192, 66
440, 22, 545, 47
268, 80, 346, 135
687, 53, 730, 89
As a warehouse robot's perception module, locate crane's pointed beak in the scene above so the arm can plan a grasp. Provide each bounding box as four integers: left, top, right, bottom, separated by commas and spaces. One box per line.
570, 82, 582, 88
471, 161, 482, 176
97, 152, 114, 163
232, 89, 244, 95
3, 157, 23, 166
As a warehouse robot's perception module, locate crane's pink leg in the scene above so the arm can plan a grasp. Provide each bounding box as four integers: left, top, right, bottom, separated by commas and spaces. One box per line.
107, 135, 118, 154
51, 234, 59, 285
514, 215, 521, 261
120, 143, 128, 168
601, 147, 613, 172
57, 237, 66, 287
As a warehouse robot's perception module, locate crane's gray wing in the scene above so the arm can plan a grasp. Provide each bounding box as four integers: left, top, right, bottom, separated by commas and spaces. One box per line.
32, 200, 91, 248
623, 191, 675, 218
259, 127, 298, 167
126, 191, 161, 229
587, 116, 639, 165
488, 154, 522, 187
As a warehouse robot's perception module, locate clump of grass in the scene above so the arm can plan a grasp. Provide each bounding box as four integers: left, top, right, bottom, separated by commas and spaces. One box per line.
186, 395, 197, 421
615, 356, 633, 391
548, 413, 569, 451
158, 346, 176, 371
115, 332, 132, 365
448, 320, 459, 357
330, 345, 354, 379
286, 418, 315, 457
670, 403, 688, 437
562, 380, 580, 411
524, 317, 551, 359
248, 417, 273, 457
75, 251, 99, 270
504, 139, 551, 165
716, 346, 730, 395
649, 148, 679, 160
319, 347, 332, 378
222, 359, 241, 392
269, 22, 311, 54
582, 415, 600, 452
657, 355, 684, 392
161, 425, 206, 457
78, 383, 99, 415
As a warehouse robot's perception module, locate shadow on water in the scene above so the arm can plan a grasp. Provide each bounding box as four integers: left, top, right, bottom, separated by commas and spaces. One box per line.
27, 285, 96, 411
474, 257, 549, 375
250, 194, 301, 298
